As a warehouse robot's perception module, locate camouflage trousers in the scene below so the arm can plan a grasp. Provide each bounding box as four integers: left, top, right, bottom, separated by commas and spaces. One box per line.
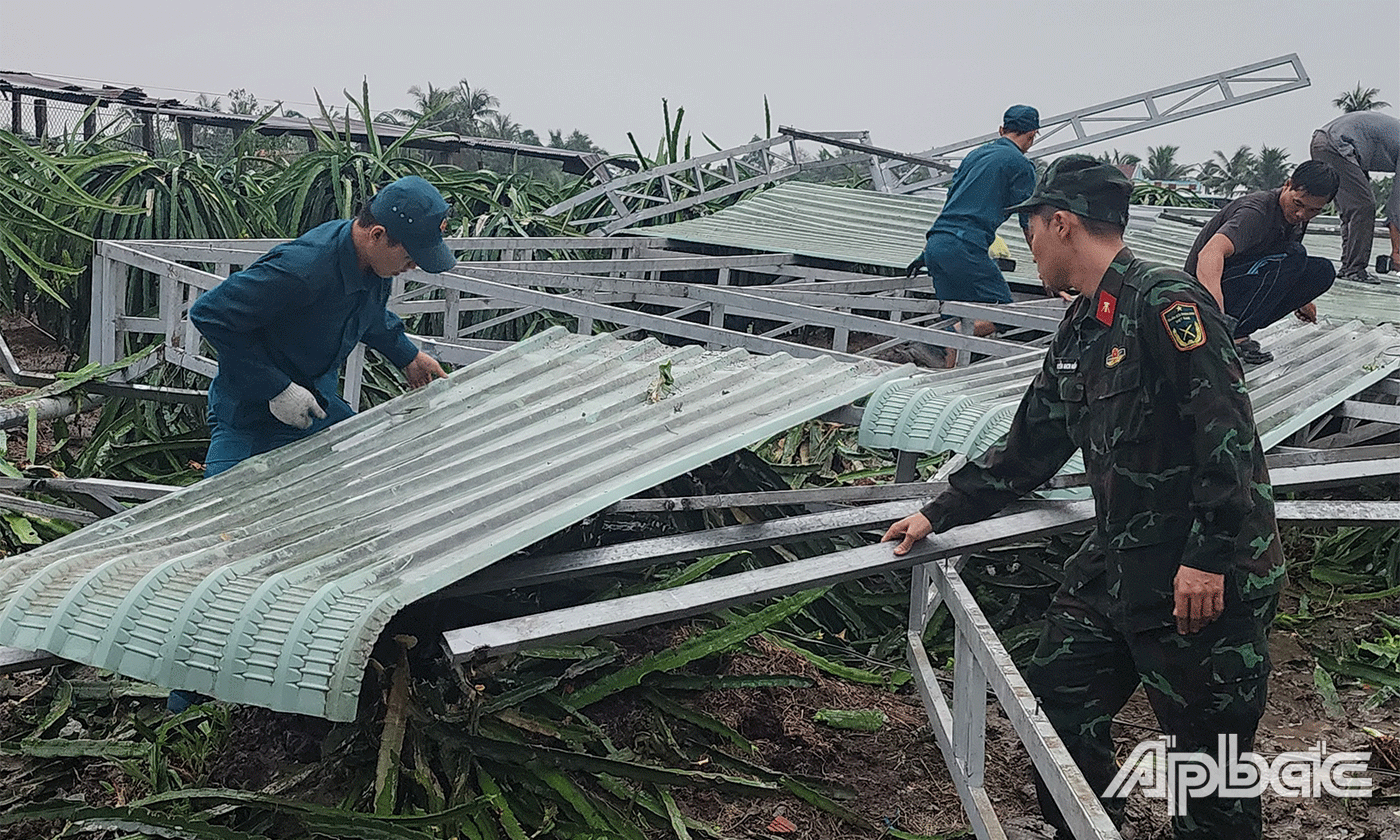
1024, 577, 1277, 840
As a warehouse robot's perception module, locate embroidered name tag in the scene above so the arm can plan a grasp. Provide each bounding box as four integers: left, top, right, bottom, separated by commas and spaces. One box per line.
1055, 359, 1079, 373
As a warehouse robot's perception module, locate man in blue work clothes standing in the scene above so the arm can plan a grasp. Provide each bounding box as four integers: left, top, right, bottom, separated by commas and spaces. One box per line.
190, 174, 452, 478
908, 105, 1039, 366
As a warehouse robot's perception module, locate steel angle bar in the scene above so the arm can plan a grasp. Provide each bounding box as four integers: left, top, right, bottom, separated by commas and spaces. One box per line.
445, 267, 1026, 358
163, 347, 219, 379
544, 136, 797, 217
939, 301, 1064, 332
1265, 443, 1400, 467
1308, 425, 1400, 450
440, 499, 918, 598
97, 242, 224, 292
739, 287, 942, 314
891, 54, 1307, 194
447, 236, 669, 252
780, 126, 957, 174
467, 254, 793, 274
1049, 452, 1400, 493
0, 645, 61, 675
755, 264, 912, 286
0, 493, 98, 525
405, 334, 507, 367
0, 477, 178, 502
1334, 400, 1400, 425
439, 456, 1400, 652
599, 171, 803, 235
455, 306, 544, 338
441, 500, 1094, 660
905, 633, 1007, 840
423, 270, 872, 362
913, 562, 1122, 840
1270, 456, 1400, 490
612, 481, 949, 512
118, 241, 286, 262
754, 279, 926, 297
1274, 500, 1400, 525
0, 330, 49, 387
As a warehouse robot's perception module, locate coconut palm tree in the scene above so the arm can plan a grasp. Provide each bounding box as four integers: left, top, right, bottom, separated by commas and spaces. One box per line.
1097, 149, 1142, 166
1195, 160, 1227, 195
1140, 145, 1191, 181
1333, 84, 1390, 112
548, 129, 607, 155
455, 80, 500, 136
481, 112, 525, 143
1206, 145, 1257, 195
386, 82, 462, 130
1252, 145, 1290, 190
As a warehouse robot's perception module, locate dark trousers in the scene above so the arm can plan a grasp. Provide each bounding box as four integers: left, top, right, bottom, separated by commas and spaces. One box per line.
924, 231, 1013, 304
204, 392, 355, 477
1310, 131, 1378, 275
1221, 242, 1334, 340
1024, 576, 1276, 840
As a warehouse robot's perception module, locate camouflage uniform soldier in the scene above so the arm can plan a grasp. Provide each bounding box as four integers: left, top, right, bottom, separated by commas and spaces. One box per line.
884, 156, 1285, 839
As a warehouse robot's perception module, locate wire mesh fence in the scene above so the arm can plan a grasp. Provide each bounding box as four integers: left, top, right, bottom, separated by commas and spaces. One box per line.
1, 90, 292, 156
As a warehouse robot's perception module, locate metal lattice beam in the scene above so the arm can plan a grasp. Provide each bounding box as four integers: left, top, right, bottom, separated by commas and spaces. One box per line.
543, 136, 807, 233
883, 54, 1309, 193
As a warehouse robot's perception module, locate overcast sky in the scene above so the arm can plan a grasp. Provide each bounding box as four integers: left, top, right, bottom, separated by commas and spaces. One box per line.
3, 0, 1395, 170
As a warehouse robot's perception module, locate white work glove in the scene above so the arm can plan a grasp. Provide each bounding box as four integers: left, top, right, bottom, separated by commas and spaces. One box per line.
268, 382, 326, 430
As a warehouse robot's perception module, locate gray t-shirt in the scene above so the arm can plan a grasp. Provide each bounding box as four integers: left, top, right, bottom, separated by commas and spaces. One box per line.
1315, 111, 1400, 225
1184, 188, 1304, 276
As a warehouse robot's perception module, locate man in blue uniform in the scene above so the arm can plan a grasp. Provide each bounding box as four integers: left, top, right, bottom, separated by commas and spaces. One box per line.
169, 176, 454, 712
190, 175, 452, 478
907, 105, 1039, 366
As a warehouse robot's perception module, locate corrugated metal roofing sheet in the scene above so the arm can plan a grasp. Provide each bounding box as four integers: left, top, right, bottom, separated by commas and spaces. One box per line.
632, 182, 1400, 324
0, 329, 910, 720
635, 182, 939, 269
860, 318, 1400, 457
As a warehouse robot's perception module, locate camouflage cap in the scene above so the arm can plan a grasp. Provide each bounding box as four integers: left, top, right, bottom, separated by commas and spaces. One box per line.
1006, 154, 1132, 227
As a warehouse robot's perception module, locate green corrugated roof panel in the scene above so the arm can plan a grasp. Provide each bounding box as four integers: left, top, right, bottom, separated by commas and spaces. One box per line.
0, 329, 910, 720
630, 182, 1400, 323
635, 182, 941, 269
860, 319, 1400, 460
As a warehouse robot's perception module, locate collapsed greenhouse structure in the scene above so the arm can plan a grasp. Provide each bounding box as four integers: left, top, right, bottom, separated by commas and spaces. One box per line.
2, 53, 1399, 839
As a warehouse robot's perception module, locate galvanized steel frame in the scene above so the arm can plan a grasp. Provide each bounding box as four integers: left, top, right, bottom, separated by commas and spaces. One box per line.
89, 237, 1043, 405
542, 135, 807, 234
442, 452, 1400, 840
886, 54, 1310, 194
538, 56, 1309, 231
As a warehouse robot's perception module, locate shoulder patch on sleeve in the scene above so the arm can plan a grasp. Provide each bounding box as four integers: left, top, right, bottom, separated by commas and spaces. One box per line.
1160, 301, 1207, 351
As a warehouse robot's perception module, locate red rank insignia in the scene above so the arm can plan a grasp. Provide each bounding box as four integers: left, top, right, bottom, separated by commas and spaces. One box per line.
1094, 290, 1117, 325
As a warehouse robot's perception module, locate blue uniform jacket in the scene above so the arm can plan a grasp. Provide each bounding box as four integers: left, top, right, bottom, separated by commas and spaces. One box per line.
190, 220, 420, 429
928, 136, 1036, 249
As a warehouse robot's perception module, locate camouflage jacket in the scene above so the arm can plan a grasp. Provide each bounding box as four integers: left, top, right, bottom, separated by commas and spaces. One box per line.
921, 248, 1285, 630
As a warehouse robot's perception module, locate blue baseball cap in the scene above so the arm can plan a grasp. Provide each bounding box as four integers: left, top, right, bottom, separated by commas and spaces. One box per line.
1002, 105, 1040, 133
370, 176, 455, 273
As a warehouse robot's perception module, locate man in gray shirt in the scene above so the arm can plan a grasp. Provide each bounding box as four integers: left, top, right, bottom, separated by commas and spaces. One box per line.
1309, 111, 1400, 284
